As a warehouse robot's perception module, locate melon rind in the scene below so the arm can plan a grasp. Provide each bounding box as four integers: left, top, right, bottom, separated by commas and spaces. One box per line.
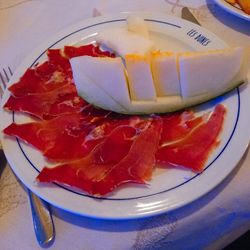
80, 80, 245, 114
71, 47, 248, 114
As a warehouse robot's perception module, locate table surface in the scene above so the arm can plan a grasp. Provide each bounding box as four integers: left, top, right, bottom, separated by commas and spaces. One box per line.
0, 0, 250, 249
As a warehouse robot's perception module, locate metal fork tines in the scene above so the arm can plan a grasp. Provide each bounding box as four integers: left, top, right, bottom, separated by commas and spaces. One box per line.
0, 67, 55, 247
0, 66, 12, 91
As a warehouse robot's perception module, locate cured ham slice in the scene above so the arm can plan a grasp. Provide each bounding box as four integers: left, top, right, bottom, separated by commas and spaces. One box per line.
8, 51, 71, 97
3, 113, 92, 161
93, 118, 162, 195
5, 45, 115, 119
64, 44, 115, 58
156, 104, 226, 172
7, 44, 114, 98
37, 118, 162, 195
4, 84, 86, 119
159, 111, 204, 145
3, 111, 144, 161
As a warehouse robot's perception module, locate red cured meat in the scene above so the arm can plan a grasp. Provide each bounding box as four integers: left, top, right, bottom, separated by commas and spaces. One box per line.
7, 44, 113, 98
4, 84, 87, 120
93, 118, 162, 195
5, 45, 114, 119
156, 104, 226, 172
3, 113, 91, 161
4, 84, 86, 119
37, 118, 162, 195
3, 111, 144, 162
47, 49, 71, 71
3, 112, 110, 161
159, 111, 204, 145
8, 51, 71, 97
64, 44, 115, 58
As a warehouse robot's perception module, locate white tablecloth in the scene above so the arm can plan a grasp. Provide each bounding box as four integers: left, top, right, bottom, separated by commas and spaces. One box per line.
0, 1, 250, 249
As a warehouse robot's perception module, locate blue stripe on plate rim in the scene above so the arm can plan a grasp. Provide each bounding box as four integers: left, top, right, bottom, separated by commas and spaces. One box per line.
11, 18, 240, 201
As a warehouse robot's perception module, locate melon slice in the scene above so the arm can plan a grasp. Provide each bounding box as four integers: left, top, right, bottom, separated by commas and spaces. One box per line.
125, 54, 157, 101
151, 51, 180, 96
71, 47, 247, 114
96, 28, 153, 57
70, 56, 130, 113
96, 14, 153, 57
179, 47, 245, 98
126, 14, 149, 38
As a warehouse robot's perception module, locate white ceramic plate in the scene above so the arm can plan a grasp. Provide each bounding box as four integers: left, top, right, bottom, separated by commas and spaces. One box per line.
1, 13, 250, 219
214, 0, 250, 21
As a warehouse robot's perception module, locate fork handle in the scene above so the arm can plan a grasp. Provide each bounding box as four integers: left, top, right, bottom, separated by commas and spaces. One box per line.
28, 190, 55, 247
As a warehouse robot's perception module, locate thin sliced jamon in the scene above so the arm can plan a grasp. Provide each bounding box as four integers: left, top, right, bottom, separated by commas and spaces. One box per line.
4, 84, 86, 120
156, 104, 226, 172
37, 118, 162, 196
47, 49, 72, 72
8, 44, 112, 97
3, 113, 94, 161
3, 111, 143, 161
63, 44, 116, 58
93, 118, 162, 195
159, 110, 204, 145
5, 44, 115, 118
8, 50, 71, 97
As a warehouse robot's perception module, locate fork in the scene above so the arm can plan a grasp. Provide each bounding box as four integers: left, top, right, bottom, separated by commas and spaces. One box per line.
0, 67, 55, 247
0, 67, 11, 98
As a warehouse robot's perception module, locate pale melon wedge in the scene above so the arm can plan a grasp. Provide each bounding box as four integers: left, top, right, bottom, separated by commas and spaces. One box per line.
70, 56, 129, 113
70, 47, 247, 115
151, 51, 180, 96
126, 14, 149, 38
179, 47, 245, 98
125, 54, 157, 101
96, 28, 154, 57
